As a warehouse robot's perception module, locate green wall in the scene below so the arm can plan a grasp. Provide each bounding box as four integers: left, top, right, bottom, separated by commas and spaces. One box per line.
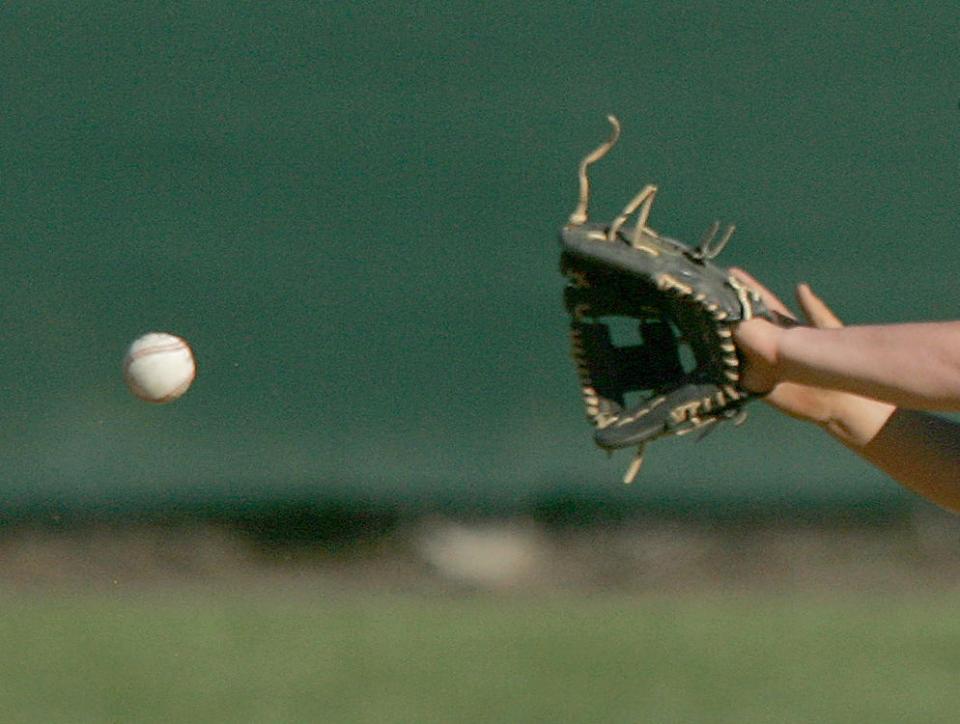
2, 3, 958, 513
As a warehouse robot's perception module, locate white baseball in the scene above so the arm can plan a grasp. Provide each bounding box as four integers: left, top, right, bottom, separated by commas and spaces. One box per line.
123, 332, 196, 403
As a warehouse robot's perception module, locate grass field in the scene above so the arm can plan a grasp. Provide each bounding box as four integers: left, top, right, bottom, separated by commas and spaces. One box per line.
2, 589, 960, 723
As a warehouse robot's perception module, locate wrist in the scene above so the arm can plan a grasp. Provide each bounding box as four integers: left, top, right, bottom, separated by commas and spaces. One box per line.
819, 392, 897, 449
734, 318, 788, 393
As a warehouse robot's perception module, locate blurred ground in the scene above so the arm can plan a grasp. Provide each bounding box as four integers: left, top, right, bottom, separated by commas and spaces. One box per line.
2, 507, 960, 595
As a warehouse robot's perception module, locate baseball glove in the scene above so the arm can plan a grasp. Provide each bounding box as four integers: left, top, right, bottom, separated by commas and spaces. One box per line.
560, 116, 783, 483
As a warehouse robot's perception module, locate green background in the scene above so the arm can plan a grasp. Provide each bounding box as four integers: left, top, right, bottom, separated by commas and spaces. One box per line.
2, 2, 958, 514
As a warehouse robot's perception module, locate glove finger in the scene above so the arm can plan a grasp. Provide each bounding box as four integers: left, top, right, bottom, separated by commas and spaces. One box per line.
796, 283, 843, 329
593, 383, 733, 451
728, 267, 795, 320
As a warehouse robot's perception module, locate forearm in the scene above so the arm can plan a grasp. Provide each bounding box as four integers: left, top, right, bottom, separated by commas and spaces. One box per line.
810, 393, 960, 512
844, 408, 960, 513
778, 323, 960, 411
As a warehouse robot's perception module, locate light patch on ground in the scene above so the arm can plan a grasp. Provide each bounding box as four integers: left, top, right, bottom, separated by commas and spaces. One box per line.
416, 519, 548, 589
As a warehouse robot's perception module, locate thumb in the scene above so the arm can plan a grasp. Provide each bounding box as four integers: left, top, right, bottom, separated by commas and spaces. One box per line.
796, 283, 843, 329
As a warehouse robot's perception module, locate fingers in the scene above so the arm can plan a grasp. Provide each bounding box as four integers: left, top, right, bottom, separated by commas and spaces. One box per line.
729, 267, 794, 318
796, 283, 843, 329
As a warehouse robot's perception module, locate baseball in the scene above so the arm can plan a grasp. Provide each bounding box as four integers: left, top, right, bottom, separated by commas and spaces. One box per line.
123, 332, 196, 403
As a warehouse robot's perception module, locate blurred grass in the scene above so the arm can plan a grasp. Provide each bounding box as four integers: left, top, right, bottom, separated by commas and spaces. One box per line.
1, 591, 959, 723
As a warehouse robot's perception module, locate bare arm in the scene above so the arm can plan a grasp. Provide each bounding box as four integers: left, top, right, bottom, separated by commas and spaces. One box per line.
742, 320, 960, 411
855, 409, 960, 513
731, 271, 960, 513
810, 389, 960, 513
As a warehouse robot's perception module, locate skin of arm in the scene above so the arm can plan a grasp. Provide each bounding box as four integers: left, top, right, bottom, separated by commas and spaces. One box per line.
737, 319, 960, 412
856, 409, 960, 513
731, 270, 960, 513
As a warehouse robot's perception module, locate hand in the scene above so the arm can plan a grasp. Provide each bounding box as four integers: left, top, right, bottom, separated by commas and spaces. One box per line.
731, 269, 845, 425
